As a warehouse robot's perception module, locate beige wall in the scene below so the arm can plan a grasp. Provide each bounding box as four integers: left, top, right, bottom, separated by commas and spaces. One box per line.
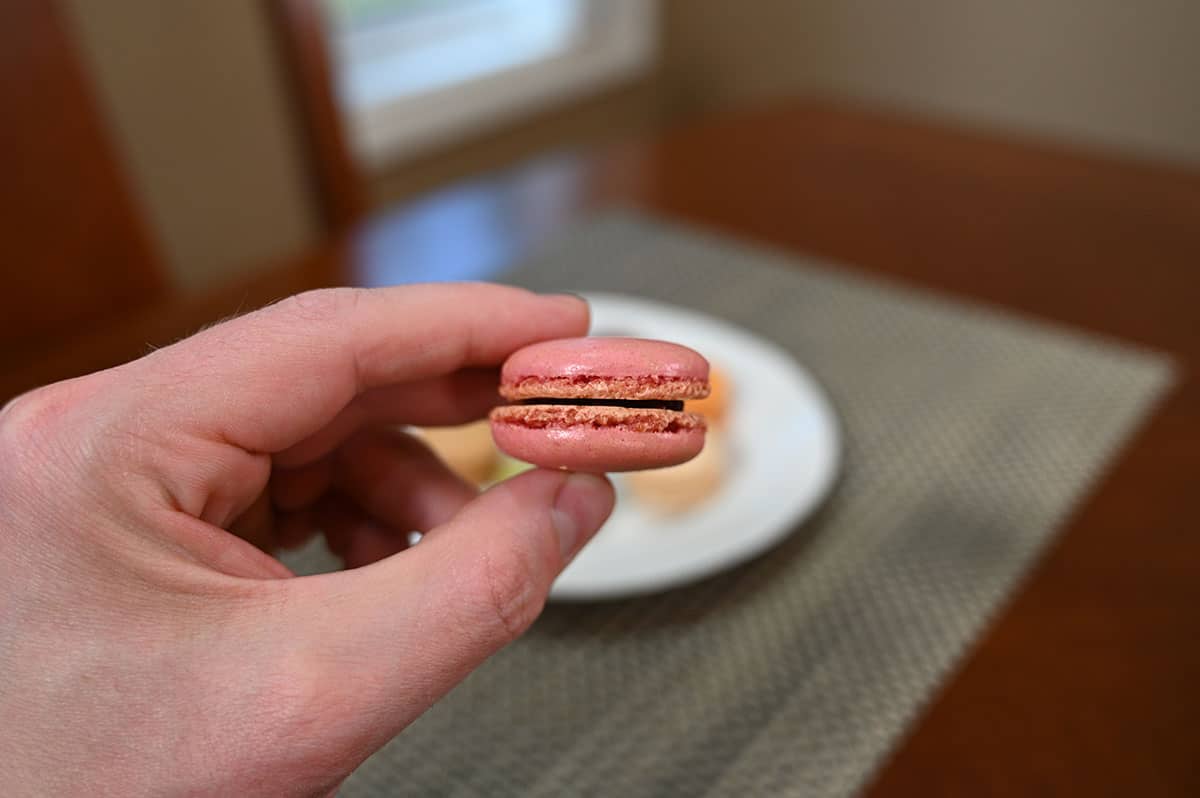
662, 0, 1200, 165
62, 0, 319, 292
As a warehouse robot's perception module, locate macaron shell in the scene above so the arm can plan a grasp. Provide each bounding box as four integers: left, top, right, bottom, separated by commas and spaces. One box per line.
490, 403, 705, 433
500, 337, 709, 385
491, 420, 705, 472
627, 427, 728, 513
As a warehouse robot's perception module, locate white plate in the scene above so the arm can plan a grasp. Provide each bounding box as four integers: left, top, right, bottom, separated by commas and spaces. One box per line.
549, 293, 842, 601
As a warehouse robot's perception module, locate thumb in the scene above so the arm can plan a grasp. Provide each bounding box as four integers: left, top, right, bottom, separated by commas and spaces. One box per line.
281, 469, 613, 753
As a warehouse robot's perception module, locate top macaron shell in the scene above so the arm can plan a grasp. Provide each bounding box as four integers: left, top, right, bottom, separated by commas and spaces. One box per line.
490, 337, 710, 472
500, 337, 709, 385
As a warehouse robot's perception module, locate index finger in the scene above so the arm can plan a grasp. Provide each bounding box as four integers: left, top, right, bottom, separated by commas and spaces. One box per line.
120, 284, 587, 453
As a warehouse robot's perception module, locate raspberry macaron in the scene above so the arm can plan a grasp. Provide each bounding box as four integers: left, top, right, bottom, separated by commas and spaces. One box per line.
489, 337, 711, 472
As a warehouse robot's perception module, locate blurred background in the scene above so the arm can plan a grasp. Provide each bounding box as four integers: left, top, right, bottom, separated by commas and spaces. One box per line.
4, 0, 1198, 325
8, 0, 1196, 499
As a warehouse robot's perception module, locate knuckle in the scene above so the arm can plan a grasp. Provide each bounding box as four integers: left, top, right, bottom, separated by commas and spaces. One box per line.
0, 384, 78, 495
468, 543, 546, 644
0, 374, 120, 489
280, 287, 367, 324
0, 384, 65, 450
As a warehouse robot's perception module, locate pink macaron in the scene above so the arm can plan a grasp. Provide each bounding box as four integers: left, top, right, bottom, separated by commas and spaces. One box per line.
489, 337, 710, 472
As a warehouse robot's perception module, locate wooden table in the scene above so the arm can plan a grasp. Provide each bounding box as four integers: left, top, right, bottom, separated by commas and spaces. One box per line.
6, 100, 1199, 796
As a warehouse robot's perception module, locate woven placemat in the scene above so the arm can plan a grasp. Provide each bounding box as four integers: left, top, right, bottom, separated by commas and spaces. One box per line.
285, 211, 1174, 797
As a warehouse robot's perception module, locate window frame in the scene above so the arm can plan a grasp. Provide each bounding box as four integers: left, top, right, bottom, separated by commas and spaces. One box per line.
332, 0, 657, 167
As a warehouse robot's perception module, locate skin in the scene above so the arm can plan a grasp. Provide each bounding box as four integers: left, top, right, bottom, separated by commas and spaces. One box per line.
0, 284, 615, 797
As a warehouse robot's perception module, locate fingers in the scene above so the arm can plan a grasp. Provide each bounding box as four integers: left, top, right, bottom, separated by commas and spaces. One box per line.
228, 491, 276, 551
315, 495, 410, 569
333, 428, 477, 534
271, 427, 477, 565
274, 368, 500, 468
281, 469, 614, 744
271, 458, 334, 514
121, 285, 587, 455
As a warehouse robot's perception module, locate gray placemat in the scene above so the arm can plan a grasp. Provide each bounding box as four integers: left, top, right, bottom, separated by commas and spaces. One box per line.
286, 211, 1175, 797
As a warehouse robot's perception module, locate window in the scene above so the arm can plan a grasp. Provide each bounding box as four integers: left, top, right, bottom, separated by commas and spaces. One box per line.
325, 0, 656, 166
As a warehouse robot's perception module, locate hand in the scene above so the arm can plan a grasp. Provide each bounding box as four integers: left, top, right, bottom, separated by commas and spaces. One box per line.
0, 284, 614, 797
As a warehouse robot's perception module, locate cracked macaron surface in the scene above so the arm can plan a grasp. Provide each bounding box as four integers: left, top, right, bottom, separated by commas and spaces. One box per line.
489, 337, 710, 472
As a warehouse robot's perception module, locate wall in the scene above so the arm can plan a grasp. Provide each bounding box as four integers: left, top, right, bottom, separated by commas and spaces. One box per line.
661, 0, 1200, 166
62, 0, 319, 292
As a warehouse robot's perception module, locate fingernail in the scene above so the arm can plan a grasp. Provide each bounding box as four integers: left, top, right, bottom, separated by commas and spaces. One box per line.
545, 292, 589, 309
550, 472, 614, 562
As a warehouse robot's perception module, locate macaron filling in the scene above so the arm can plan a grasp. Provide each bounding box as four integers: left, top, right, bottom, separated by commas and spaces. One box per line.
517, 397, 685, 411
495, 372, 707, 433
496, 370, 708, 433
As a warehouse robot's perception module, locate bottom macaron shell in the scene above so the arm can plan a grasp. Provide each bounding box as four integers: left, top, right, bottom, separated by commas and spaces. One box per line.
490, 421, 706, 473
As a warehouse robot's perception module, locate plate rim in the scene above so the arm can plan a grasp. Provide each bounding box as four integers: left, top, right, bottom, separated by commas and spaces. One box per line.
548, 292, 843, 601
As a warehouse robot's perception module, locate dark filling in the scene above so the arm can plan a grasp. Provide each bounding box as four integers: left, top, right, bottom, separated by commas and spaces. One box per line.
519, 397, 685, 411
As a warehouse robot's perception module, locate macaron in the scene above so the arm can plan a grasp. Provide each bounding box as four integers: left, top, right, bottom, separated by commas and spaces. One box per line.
489, 337, 710, 472
686, 365, 731, 426
627, 426, 728, 514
